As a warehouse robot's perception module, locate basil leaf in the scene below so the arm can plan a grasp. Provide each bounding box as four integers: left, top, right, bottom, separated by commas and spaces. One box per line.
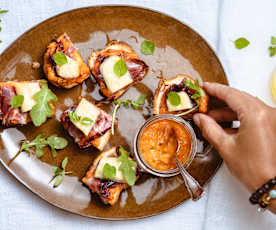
53, 175, 63, 188
53, 52, 68, 66
80, 117, 93, 126
269, 46, 276, 57
113, 58, 128, 77
135, 94, 147, 105
30, 82, 57, 127
11, 95, 24, 108
61, 157, 68, 170
234, 37, 250, 49
53, 166, 63, 177
47, 135, 68, 150
271, 36, 276, 45
118, 146, 137, 186
141, 40, 155, 55
167, 92, 181, 106
103, 163, 116, 179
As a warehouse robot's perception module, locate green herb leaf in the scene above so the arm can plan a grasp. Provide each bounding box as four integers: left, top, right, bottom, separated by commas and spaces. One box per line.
103, 163, 116, 179
19, 133, 67, 159
53, 175, 63, 188
53, 166, 63, 177
47, 135, 68, 150
118, 146, 137, 186
167, 92, 181, 106
269, 46, 276, 57
184, 79, 203, 106
80, 117, 94, 126
141, 40, 155, 55
271, 36, 276, 45
113, 58, 128, 77
53, 52, 68, 66
131, 102, 139, 110
47, 135, 68, 158
135, 94, 147, 105
0, 27, 2, 32
234, 37, 250, 49
61, 157, 68, 170
0, 10, 8, 14
52, 157, 71, 188
68, 111, 80, 122
30, 82, 57, 127
11, 95, 24, 108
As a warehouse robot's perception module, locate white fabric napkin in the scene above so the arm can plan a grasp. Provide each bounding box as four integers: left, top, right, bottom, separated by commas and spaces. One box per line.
0, 1, 275, 230
204, 1, 276, 229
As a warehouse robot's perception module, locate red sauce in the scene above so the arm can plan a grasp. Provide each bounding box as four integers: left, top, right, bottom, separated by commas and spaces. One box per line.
139, 119, 192, 171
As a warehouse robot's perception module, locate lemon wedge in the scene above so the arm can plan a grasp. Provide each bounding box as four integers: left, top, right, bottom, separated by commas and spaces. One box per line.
271, 68, 276, 103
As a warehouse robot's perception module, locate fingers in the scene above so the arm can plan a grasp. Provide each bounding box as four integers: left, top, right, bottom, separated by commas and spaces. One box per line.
208, 107, 237, 123
203, 82, 254, 115
193, 113, 231, 153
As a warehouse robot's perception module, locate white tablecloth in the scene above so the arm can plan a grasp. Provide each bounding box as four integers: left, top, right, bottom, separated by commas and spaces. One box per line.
0, 1, 275, 229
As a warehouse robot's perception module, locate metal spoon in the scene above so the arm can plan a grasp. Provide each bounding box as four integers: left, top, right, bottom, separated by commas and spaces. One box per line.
174, 156, 204, 201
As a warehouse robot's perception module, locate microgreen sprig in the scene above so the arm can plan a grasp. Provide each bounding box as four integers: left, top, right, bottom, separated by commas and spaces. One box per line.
52, 157, 72, 188
184, 79, 203, 106
0, 9, 8, 44
118, 146, 137, 186
111, 94, 147, 135
19, 133, 68, 158
68, 111, 94, 126
269, 36, 276, 57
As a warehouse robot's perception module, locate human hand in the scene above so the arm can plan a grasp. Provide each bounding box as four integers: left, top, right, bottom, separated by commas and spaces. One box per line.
193, 82, 276, 213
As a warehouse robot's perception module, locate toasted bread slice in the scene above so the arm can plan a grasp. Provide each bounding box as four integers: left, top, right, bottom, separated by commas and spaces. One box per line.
0, 80, 55, 126
82, 146, 139, 205
60, 98, 112, 150
88, 40, 149, 100
153, 74, 209, 118
43, 33, 90, 89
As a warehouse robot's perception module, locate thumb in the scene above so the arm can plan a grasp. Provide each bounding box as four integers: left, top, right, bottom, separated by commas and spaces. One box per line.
193, 113, 229, 152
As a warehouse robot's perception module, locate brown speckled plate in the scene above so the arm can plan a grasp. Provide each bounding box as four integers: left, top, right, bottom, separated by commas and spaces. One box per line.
0, 6, 227, 220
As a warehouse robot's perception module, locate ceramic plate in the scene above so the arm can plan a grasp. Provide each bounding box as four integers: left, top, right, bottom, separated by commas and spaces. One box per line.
0, 6, 227, 220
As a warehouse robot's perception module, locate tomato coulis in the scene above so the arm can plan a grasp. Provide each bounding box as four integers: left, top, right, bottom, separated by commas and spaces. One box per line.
138, 119, 192, 171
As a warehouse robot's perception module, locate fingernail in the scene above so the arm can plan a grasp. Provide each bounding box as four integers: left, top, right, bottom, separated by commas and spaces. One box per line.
193, 114, 201, 126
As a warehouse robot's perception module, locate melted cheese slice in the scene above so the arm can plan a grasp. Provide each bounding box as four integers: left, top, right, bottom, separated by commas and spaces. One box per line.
56, 56, 80, 79
14, 82, 41, 113
100, 56, 133, 93
166, 91, 193, 112
72, 98, 100, 136
94, 157, 126, 183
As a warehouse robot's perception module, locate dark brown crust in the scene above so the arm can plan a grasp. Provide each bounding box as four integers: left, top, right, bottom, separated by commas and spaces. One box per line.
153, 74, 209, 118
88, 40, 149, 100
0, 80, 55, 126
43, 33, 90, 89
82, 146, 139, 205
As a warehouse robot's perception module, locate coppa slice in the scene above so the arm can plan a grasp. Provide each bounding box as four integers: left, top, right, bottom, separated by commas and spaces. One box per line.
60, 98, 112, 150
0, 80, 55, 126
43, 33, 90, 89
88, 40, 149, 100
82, 146, 139, 205
153, 75, 209, 118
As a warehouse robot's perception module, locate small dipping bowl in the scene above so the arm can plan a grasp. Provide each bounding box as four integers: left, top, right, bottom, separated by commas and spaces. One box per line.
134, 114, 197, 177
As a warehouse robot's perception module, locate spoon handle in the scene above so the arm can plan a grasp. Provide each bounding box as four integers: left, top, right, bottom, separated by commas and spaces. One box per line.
175, 157, 204, 201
